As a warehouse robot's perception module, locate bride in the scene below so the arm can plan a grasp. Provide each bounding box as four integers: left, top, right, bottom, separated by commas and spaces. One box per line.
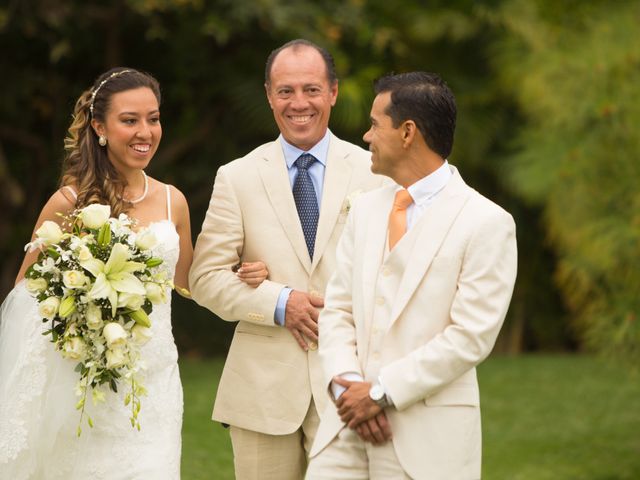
0, 67, 267, 479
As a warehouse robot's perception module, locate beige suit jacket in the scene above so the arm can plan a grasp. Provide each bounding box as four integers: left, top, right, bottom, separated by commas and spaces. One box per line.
189, 133, 383, 435
311, 166, 517, 479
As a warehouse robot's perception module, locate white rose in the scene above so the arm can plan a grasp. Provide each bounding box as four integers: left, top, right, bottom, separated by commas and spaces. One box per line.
135, 229, 158, 251
80, 204, 111, 229
63, 270, 88, 289
26, 277, 48, 294
131, 325, 153, 345
117, 292, 145, 310
61, 337, 87, 360
103, 322, 127, 347
77, 245, 93, 262
35, 221, 64, 245
39, 296, 60, 319
105, 348, 127, 369
144, 282, 167, 304
85, 302, 104, 330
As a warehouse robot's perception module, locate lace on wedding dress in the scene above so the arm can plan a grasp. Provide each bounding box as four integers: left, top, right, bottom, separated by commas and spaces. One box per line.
0, 185, 183, 480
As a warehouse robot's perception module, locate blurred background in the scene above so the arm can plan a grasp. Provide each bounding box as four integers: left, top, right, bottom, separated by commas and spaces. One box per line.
2, 0, 638, 363
2, 1, 639, 477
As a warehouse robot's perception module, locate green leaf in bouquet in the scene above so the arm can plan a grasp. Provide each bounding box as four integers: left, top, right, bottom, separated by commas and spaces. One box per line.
130, 309, 151, 328
25, 264, 37, 278
109, 378, 118, 393
145, 257, 163, 268
97, 223, 112, 246
46, 247, 61, 259
142, 299, 152, 314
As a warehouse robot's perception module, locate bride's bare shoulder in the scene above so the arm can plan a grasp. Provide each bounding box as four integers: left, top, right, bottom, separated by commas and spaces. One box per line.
28, 187, 77, 233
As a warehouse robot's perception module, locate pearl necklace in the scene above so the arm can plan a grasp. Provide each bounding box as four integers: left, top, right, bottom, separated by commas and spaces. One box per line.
124, 171, 149, 204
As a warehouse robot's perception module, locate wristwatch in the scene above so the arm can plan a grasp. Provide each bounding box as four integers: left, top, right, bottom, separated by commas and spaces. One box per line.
369, 383, 390, 409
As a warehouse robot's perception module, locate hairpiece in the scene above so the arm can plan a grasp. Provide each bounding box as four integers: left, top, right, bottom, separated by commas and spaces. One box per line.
89, 69, 133, 117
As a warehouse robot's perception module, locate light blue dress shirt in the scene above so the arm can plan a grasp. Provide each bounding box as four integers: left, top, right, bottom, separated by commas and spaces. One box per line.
274, 131, 331, 326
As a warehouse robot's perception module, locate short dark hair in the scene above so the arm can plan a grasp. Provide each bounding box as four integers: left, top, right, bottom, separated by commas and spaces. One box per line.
374, 72, 456, 159
265, 39, 338, 86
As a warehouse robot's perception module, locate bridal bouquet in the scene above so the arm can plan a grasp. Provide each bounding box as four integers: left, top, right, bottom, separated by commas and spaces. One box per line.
24, 204, 173, 435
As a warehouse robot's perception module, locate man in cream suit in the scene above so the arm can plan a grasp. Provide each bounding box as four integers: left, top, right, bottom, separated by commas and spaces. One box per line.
307, 72, 518, 479
189, 39, 382, 479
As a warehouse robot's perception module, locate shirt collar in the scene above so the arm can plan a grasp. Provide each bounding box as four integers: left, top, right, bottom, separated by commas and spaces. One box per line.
279, 130, 331, 169
405, 160, 452, 206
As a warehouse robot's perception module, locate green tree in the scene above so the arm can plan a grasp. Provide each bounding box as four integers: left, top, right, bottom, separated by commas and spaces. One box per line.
491, 0, 640, 363
1, 0, 569, 355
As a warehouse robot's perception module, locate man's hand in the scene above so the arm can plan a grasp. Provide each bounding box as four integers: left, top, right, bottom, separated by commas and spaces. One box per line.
284, 290, 324, 351
334, 377, 381, 428
355, 411, 392, 445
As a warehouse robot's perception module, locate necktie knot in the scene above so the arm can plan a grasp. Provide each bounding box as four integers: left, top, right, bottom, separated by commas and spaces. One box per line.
295, 153, 316, 171
393, 189, 413, 210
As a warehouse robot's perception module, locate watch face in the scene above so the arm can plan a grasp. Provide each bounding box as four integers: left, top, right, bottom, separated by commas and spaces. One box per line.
370, 384, 384, 401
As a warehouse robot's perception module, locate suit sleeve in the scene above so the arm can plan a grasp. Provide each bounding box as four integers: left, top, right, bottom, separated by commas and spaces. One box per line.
317, 201, 363, 388
381, 209, 518, 410
188, 166, 285, 326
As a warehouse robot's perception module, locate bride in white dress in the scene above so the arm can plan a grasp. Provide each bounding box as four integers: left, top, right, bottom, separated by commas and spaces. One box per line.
0, 68, 267, 479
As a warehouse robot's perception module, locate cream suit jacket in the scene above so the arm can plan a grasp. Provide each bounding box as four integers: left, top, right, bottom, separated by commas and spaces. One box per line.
311, 166, 517, 479
189, 133, 383, 435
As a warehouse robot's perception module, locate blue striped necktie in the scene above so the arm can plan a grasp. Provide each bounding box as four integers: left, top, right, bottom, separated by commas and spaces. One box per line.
293, 153, 319, 259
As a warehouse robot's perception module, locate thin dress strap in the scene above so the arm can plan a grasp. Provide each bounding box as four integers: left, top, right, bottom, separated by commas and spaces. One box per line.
165, 184, 172, 222
63, 186, 78, 201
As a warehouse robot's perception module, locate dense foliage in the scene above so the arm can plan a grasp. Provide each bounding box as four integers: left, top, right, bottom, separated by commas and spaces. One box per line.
2, 0, 636, 361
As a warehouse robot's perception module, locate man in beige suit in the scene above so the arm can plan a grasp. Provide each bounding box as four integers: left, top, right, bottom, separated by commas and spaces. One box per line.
307, 72, 518, 479
189, 39, 383, 479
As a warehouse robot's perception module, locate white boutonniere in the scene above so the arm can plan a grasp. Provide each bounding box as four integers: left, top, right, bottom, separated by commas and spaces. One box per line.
341, 189, 363, 215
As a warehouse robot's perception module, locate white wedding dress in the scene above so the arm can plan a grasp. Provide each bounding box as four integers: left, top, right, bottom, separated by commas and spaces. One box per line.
0, 188, 183, 479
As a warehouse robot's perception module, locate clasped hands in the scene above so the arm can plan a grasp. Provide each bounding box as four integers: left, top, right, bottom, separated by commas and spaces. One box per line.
333, 377, 392, 445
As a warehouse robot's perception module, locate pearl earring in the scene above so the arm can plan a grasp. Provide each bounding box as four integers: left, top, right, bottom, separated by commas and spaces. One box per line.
98, 135, 107, 147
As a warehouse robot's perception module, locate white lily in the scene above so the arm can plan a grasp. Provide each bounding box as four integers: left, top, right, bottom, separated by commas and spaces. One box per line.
81, 243, 146, 315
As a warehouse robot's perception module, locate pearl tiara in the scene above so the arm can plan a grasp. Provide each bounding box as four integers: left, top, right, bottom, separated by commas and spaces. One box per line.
89, 69, 133, 117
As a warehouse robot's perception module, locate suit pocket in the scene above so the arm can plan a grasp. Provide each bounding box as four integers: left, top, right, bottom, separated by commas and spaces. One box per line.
235, 324, 276, 338
424, 384, 479, 407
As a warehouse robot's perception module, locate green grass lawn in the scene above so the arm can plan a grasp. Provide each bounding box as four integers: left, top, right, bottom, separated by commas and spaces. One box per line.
180, 355, 640, 479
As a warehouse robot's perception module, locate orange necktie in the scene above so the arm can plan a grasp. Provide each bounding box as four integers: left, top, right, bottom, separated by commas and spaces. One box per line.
388, 189, 414, 250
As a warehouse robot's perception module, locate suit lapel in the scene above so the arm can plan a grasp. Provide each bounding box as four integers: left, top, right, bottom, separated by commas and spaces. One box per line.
311, 135, 353, 272
388, 168, 471, 326
257, 141, 312, 273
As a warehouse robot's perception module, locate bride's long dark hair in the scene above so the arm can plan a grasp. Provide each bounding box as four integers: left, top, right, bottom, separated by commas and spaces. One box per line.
61, 68, 161, 217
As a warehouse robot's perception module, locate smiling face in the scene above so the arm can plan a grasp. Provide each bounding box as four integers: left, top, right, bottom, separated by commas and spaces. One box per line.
266, 46, 338, 151
92, 87, 161, 174
363, 92, 404, 181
